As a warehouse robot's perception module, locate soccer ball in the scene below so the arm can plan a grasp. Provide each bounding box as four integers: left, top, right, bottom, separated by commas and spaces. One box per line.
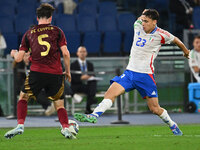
68, 119, 79, 136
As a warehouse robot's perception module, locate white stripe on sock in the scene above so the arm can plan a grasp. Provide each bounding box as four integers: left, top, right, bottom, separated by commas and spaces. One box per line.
159, 109, 175, 127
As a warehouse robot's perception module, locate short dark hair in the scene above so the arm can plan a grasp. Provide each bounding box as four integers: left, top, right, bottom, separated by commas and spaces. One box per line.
79, 46, 86, 49
36, 3, 55, 19
194, 35, 200, 40
142, 9, 159, 21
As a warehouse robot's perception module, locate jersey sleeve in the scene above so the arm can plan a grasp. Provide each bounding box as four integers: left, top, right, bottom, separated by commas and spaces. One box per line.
162, 30, 175, 44
134, 19, 142, 30
19, 32, 29, 52
189, 50, 198, 67
58, 29, 67, 47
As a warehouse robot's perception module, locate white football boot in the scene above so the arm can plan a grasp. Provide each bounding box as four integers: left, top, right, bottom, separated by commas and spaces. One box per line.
4, 124, 24, 139
61, 125, 77, 139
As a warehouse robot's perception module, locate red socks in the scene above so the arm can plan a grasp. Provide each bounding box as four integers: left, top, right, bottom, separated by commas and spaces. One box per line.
57, 108, 69, 128
17, 100, 69, 128
17, 100, 28, 124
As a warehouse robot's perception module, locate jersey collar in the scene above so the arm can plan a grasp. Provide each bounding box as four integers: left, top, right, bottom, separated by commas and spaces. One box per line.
78, 58, 86, 65
150, 26, 157, 34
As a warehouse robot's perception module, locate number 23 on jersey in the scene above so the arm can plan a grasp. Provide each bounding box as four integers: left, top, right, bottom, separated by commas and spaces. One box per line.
136, 37, 146, 47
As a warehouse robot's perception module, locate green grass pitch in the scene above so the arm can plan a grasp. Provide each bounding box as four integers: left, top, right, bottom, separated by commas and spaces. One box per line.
0, 124, 200, 150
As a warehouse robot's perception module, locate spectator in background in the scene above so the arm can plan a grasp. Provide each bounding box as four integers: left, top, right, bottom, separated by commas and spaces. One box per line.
71, 46, 97, 114
170, 0, 194, 29
0, 31, 7, 57
189, 35, 200, 82
0, 32, 6, 116
40, 0, 77, 14
63, 0, 77, 14
40, 0, 63, 7
194, 0, 200, 5
169, 0, 195, 39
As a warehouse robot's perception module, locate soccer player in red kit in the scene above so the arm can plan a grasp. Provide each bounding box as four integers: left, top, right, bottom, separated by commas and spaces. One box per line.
4, 3, 76, 139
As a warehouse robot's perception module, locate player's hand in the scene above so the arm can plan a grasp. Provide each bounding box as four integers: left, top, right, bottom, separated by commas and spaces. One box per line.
10, 49, 18, 58
142, 9, 148, 14
183, 50, 190, 59
64, 72, 71, 82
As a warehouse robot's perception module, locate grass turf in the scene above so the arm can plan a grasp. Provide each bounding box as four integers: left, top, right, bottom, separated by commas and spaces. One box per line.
0, 125, 200, 150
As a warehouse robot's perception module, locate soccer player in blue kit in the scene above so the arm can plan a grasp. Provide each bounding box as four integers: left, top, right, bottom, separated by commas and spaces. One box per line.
74, 9, 190, 136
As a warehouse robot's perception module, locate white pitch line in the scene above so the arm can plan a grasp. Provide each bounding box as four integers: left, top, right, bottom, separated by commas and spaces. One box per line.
153, 135, 200, 137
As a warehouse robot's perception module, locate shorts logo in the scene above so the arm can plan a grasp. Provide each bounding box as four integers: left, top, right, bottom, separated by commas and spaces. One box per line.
151, 91, 156, 95
121, 74, 125, 78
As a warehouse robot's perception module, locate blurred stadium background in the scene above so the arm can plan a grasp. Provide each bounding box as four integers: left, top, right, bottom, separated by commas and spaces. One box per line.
0, 0, 200, 117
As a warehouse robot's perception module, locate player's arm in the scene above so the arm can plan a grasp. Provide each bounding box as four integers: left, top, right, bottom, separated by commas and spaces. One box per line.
172, 37, 190, 59
192, 66, 200, 73
60, 45, 71, 82
134, 9, 147, 29
10, 50, 26, 62
138, 9, 148, 20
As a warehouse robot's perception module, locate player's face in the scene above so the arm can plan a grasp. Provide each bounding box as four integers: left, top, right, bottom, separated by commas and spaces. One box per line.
23, 52, 30, 65
193, 38, 200, 52
141, 15, 157, 34
77, 47, 88, 60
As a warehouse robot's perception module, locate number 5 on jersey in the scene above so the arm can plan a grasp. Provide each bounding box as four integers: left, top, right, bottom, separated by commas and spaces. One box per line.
38, 34, 51, 56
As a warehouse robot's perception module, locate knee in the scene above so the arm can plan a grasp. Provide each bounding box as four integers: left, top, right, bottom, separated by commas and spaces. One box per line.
55, 106, 64, 111
104, 91, 116, 102
149, 106, 161, 115
19, 91, 29, 101
53, 100, 65, 111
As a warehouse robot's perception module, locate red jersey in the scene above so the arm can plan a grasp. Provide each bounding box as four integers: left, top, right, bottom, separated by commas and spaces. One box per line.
19, 24, 67, 75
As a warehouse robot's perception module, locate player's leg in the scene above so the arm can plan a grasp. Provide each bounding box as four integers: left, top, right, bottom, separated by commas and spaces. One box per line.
54, 99, 76, 139
147, 97, 183, 136
92, 82, 125, 116
54, 99, 69, 128
47, 73, 76, 139
4, 71, 42, 139
46, 76, 68, 128
4, 91, 29, 139
134, 72, 183, 136
74, 82, 125, 123
17, 91, 29, 125
74, 70, 134, 123
146, 97, 163, 115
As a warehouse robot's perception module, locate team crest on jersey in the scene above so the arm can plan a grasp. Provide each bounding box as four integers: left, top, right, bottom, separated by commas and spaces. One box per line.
149, 37, 154, 42
136, 31, 140, 36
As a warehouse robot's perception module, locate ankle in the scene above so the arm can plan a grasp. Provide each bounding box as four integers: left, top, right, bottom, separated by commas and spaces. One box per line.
62, 124, 70, 128
169, 121, 176, 127
17, 124, 24, 126
90, 114, 98, 118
